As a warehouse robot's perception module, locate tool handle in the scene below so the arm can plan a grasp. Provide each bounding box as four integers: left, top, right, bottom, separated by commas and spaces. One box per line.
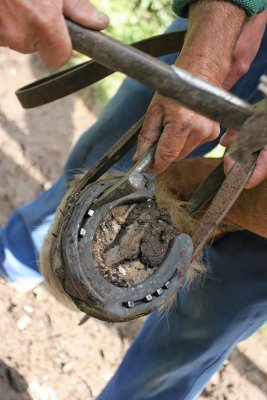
66, 19, 253, 130
16, 30, 186, 109
192, 153, 257, 257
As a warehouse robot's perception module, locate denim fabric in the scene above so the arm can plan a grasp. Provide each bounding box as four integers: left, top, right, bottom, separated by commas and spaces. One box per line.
1, 16, 267, 399
98, 231, 267, 400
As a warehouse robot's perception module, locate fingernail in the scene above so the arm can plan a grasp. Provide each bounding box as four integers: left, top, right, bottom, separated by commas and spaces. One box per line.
219, 136, 226, 146
220, 132, 229, 147
132, 152, 138, 162
245, 181, 253, 189
96, 12, 109, 23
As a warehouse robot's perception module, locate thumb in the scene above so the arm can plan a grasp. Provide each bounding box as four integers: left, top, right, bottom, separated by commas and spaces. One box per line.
220, 128, 239, 148
223, 152, 236, 175
221, 129, 238, 177
64, 0, 109, 30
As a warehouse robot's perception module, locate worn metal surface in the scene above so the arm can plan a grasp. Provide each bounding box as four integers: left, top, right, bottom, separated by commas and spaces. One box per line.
188, 97, 266, 220
230, 96, 267, 162
16, 30, 186, 108
191, 154, 257, 257
64, 116, 145, 210
47, 119, 145, 323
186, 161, 226, 215
46, 115, 192, 322
60, 176, 193, 322
66, 20, 254, 130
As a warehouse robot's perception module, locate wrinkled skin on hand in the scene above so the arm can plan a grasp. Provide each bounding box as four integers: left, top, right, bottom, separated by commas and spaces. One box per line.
134, 2, 267, 176
0, 0, 109, 67
134, 93, 219, 172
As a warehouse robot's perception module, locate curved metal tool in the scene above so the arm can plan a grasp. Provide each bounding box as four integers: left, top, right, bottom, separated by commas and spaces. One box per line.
16, 20, 253, 130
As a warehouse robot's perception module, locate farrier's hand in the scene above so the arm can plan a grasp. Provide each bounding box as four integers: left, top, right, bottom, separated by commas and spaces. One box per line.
134, 93, 220, 173
221, 130, 267, 189
221, 9, 267, 189
0, 0, 109, 67
134, 1, 247, 173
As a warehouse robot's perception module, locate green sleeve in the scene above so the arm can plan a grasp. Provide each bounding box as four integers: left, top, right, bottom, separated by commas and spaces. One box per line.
172, 0, 267, 18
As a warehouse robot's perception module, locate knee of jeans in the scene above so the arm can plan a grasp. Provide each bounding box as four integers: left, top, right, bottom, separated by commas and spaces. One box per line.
192, 289, 267, 338
176, 278, 264, 332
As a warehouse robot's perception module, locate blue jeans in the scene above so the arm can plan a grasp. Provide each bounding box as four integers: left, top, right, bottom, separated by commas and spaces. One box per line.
1, 17, 267, 398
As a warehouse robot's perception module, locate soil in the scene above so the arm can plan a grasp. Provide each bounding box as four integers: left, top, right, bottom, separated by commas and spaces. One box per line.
92, 200, 177, 287
0, 47, 267, 400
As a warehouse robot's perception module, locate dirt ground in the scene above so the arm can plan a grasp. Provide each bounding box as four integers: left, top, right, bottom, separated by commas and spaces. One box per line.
0, 48, 267, 400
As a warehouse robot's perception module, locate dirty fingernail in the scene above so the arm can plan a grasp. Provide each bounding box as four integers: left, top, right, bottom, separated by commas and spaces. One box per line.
220, 129, 238, 147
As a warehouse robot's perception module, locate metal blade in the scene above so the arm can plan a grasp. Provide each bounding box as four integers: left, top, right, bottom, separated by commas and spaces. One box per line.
93, 143, 157, 208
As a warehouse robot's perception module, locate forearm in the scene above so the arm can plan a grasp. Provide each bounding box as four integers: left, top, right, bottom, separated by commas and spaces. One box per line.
134, 0, 255, 173
176, 1, 246, 86
173, 0, 267, 17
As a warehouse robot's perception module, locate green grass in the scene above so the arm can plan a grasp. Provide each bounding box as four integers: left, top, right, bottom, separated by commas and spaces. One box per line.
94, 0, 175, 42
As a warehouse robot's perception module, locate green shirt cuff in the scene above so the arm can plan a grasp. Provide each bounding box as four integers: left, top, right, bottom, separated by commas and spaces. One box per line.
172, 0, 267, 18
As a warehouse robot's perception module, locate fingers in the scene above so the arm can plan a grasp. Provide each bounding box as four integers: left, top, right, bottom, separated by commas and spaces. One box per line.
223, 152, 235, 175
222, 12, 267, 90
36, 0, 109, 67
220, 128, 238, 180
245, 146, 267, 189
132, 101, 163, 163
134, 95, 220, 174
151, 116, 191, 172
224, 147, 267, 189
177, 121, 219, 161
220, 128, 239, 147
37, 0, 109, 67
63, 0, 109, 30
34, 14, 72, 68
0, 0, 109, 68
221, 128, 267, 189
0, 0, 72, 67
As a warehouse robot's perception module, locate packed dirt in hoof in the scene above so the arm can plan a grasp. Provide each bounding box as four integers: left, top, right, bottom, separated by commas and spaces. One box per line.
92, 199, 178, 287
